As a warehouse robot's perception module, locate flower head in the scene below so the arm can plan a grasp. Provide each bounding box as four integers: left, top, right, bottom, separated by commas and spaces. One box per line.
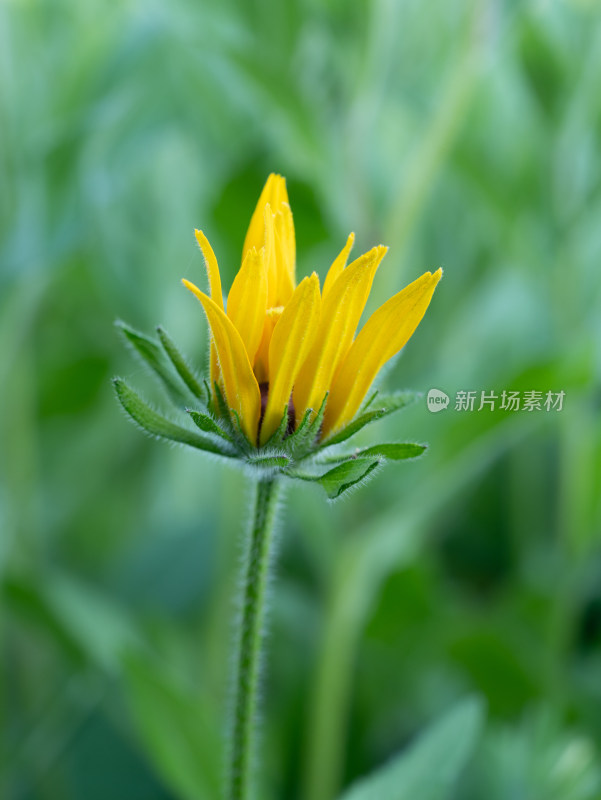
114, 174, 442, 499
182, 174, 441, 447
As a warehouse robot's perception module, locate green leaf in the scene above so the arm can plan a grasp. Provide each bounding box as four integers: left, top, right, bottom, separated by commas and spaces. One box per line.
323, 442, 426, 465
187, 409, 235, 445
322, 391, 421, 448
339, 696, 485, 800
123, 653, 222, 800
3, 572, 136, 672
290, 457, 381, 500
157, 325, 205, 401
113, 378, 235, 458
115, 320, 187, 404
319, 459, 380, 499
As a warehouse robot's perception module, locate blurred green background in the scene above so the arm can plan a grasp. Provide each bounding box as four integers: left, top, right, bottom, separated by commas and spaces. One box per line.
2, 0, 601, 798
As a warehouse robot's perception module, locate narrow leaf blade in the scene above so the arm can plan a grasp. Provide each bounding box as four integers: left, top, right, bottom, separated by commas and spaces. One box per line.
323, 442, 426, 464
157, 325, 205, 401
116, 320, 186, 403
339, 696, 485, 800
322, 391, 421, 448
123, 653, 222, 800
113, 379, 235, 457
187, 409, 234, 444
289, 458, 381, 500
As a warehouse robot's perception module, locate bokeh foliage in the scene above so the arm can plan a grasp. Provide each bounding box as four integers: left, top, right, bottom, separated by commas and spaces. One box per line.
1, 0, 601, 798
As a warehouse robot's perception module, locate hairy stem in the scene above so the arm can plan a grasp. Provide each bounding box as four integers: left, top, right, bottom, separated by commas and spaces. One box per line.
227, 477, 280, 800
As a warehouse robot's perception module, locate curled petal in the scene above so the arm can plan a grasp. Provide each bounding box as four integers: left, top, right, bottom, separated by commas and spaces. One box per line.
194, 229, 224, 310
194, 229, 224, 387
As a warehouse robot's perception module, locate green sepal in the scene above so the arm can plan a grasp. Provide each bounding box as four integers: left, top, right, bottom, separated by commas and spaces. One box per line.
287, 393, 328, 457
186, 409, 235, 445
211, 382, 241, 439
360, 388, 380, 413
261, 406, 290, 449
157, 326, 205, 402
115, 320, 187, 404
203, 379, 214, 414
246, 453, 290, 469
321, 390, 420, 448
288, 457, 380, 501
113, 378, 235, 458
321, 442, 426, 465
231, 409, 256, 452
288, 408, 312, 444
209, 382, 256, 452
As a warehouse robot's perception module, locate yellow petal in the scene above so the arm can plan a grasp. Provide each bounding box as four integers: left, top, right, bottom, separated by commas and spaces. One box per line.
323, 268, 443, 437
260, 273, 321, 444
254, 306, 284, 384
226, 247, 267, 364
242, 174, 288, 261
194, 229, 224, 388
322, 232, 355, 298
294, 245, 387, 423
182, 279, 261, 443
274, 202, 296, 302
263, 205, 279, 308
194, 229, 224, 310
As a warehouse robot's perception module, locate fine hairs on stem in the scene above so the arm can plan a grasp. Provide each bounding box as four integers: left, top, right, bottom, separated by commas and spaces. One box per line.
227, 477, 281, 800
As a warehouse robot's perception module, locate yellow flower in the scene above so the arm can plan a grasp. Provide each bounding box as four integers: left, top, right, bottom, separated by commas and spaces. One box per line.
182, 174, 442, 447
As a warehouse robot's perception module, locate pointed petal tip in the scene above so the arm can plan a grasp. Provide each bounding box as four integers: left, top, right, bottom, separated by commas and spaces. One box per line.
181, 278, 204, 299
306, 271, 322, 292
365, 243, 388, 259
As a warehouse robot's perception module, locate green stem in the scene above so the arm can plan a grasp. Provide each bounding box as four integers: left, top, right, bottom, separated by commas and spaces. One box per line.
227, 477, 280, 800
